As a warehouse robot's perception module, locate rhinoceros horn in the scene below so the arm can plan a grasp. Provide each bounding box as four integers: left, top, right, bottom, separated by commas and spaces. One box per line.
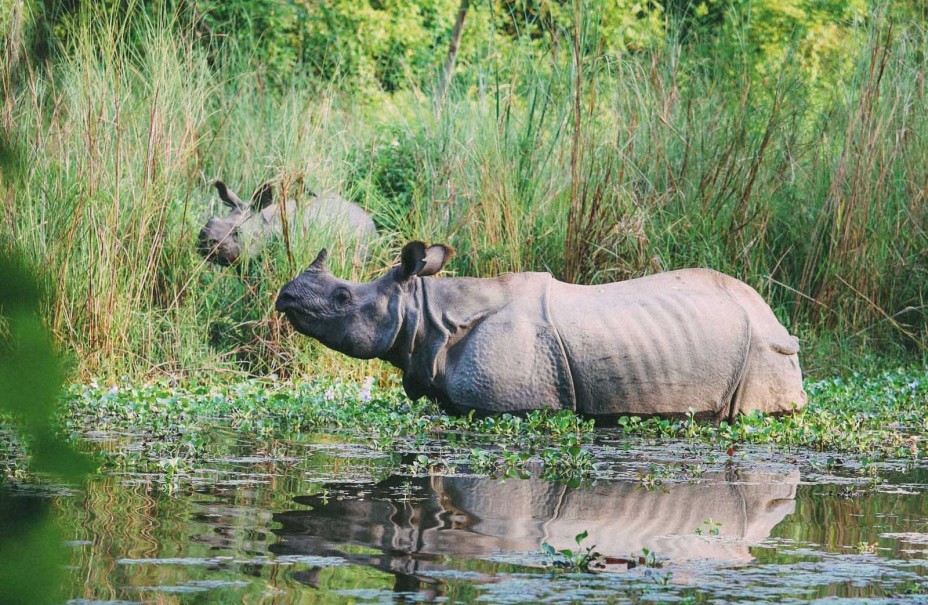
306, 248, 329, 273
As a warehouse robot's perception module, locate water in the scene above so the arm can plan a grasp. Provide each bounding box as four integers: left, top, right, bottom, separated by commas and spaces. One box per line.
11, 426, 928, 604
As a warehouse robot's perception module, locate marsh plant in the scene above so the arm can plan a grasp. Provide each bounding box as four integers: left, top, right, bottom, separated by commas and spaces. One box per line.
542, 530, 604, 573
49, 359, 926, 487
0, 2, 925, 383
696, 519, 723, 536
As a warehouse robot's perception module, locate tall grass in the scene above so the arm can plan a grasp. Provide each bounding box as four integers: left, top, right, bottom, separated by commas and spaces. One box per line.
1, 4, 925, 381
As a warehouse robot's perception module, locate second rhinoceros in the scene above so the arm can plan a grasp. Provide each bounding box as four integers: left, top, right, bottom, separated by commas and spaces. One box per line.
275, 241, 807, 419
198, 180, 377, 266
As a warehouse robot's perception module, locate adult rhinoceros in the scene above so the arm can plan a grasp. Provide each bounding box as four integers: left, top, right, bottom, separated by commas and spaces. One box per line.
198, 180, 377, 266
275, 241, 807, 419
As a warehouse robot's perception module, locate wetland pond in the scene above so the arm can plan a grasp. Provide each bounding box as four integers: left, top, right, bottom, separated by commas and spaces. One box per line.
6, 376, 928, 604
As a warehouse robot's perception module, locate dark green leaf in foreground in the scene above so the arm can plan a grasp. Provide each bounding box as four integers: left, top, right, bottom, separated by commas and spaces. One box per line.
0, 252, 94, 605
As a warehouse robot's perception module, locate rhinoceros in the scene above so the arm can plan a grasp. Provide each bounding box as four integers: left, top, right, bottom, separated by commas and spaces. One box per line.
275, 241, 807, 419
197, 180, 377, 266
273, 469, 798, 569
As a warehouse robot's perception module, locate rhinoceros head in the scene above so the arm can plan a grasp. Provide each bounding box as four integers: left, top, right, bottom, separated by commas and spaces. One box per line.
275, 242, 451, 359
197, 180, 275, 265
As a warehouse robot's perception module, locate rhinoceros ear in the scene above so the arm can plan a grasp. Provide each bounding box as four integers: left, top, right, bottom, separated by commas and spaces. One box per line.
400, 242, 452, 279
420, 244, 453, 276
305, 248, 329, 273
214, 180, 246, 211
252, 182, 274, 210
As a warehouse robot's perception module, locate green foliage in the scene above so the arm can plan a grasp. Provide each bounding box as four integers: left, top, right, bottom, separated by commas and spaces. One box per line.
0, 1, 925, 383
195, 0, 470, 93
0, 252, 94, 605
542, 530, 604, 572
62, 378, 599, 481
636, 546, 663, 568
696, 518, 722, 535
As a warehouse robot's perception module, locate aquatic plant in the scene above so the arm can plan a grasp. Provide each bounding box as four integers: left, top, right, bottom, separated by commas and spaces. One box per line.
636, 547, 663, 568
46, 359, 926, 489
59, 377, 602, 482
542, 530, 604, 573
696, 519, 722, 536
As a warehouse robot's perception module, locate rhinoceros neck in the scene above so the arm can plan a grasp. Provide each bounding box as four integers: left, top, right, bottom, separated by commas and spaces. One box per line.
419, 275, 527, 332
382, 273, 551, 401
258, 200, 297, 233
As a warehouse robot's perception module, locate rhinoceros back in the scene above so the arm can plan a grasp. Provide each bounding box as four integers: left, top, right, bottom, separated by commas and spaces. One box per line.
303, 194, 377, 239
550, 269, 754, 417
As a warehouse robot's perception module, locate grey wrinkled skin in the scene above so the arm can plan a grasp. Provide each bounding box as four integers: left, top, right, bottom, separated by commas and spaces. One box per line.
197, 180, 377, 266
276, 241, 807, 420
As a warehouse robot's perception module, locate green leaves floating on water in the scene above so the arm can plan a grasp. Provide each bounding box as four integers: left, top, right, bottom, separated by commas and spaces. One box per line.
542, 530, 605, 573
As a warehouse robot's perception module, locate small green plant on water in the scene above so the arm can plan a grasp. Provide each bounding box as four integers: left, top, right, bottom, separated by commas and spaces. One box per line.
397, 480, 415, 503
856, 541, 878, 554
540, 435, 596, 480
650, 570, 674, 585
635, 463, 679, 491
696, 518, 722, 536
406, 453, 456, 476
542, 530, 604, 572
636, 547, 663, 568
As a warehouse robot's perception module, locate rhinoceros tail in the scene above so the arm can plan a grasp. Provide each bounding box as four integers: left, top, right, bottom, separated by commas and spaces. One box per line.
769, 334, 800, 356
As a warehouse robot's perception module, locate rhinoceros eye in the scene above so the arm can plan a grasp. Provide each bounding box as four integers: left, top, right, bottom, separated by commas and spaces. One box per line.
333, 287, 352, 307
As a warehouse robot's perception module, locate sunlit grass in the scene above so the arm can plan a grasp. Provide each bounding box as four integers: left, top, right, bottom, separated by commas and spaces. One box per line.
0, 4, 925, 382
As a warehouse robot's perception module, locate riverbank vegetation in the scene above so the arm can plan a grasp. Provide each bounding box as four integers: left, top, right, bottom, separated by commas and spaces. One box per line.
3, 6, 928, 602
47, 361, 924, 488
1, 0, 926, 383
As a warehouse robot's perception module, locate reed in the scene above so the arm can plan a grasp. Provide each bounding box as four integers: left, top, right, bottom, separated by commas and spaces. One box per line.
1, 3, 924, 381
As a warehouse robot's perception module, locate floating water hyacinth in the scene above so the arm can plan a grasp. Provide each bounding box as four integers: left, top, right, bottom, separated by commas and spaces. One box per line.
358, 377, 375, 403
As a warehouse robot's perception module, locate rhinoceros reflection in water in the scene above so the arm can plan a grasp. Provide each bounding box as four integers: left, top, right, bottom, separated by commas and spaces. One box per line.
271, 470, 798, 580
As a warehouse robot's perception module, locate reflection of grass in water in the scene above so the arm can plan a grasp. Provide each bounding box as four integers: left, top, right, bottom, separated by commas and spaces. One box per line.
770, 482, 928, 563
59, 470, 397, 601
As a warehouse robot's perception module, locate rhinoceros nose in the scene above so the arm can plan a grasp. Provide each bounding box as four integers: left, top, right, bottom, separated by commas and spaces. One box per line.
275, 285, 299, 313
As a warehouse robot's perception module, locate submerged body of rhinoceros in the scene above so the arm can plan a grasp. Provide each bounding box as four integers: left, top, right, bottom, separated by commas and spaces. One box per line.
275, 242, 806, 420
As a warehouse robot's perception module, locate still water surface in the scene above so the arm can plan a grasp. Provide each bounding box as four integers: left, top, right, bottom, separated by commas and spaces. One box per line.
21, 426, 928, 604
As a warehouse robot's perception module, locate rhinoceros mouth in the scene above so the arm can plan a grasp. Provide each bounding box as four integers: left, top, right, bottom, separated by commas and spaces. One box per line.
199, 244, 240, 266
280, 310, 320, 338
274, 297, 313, 332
